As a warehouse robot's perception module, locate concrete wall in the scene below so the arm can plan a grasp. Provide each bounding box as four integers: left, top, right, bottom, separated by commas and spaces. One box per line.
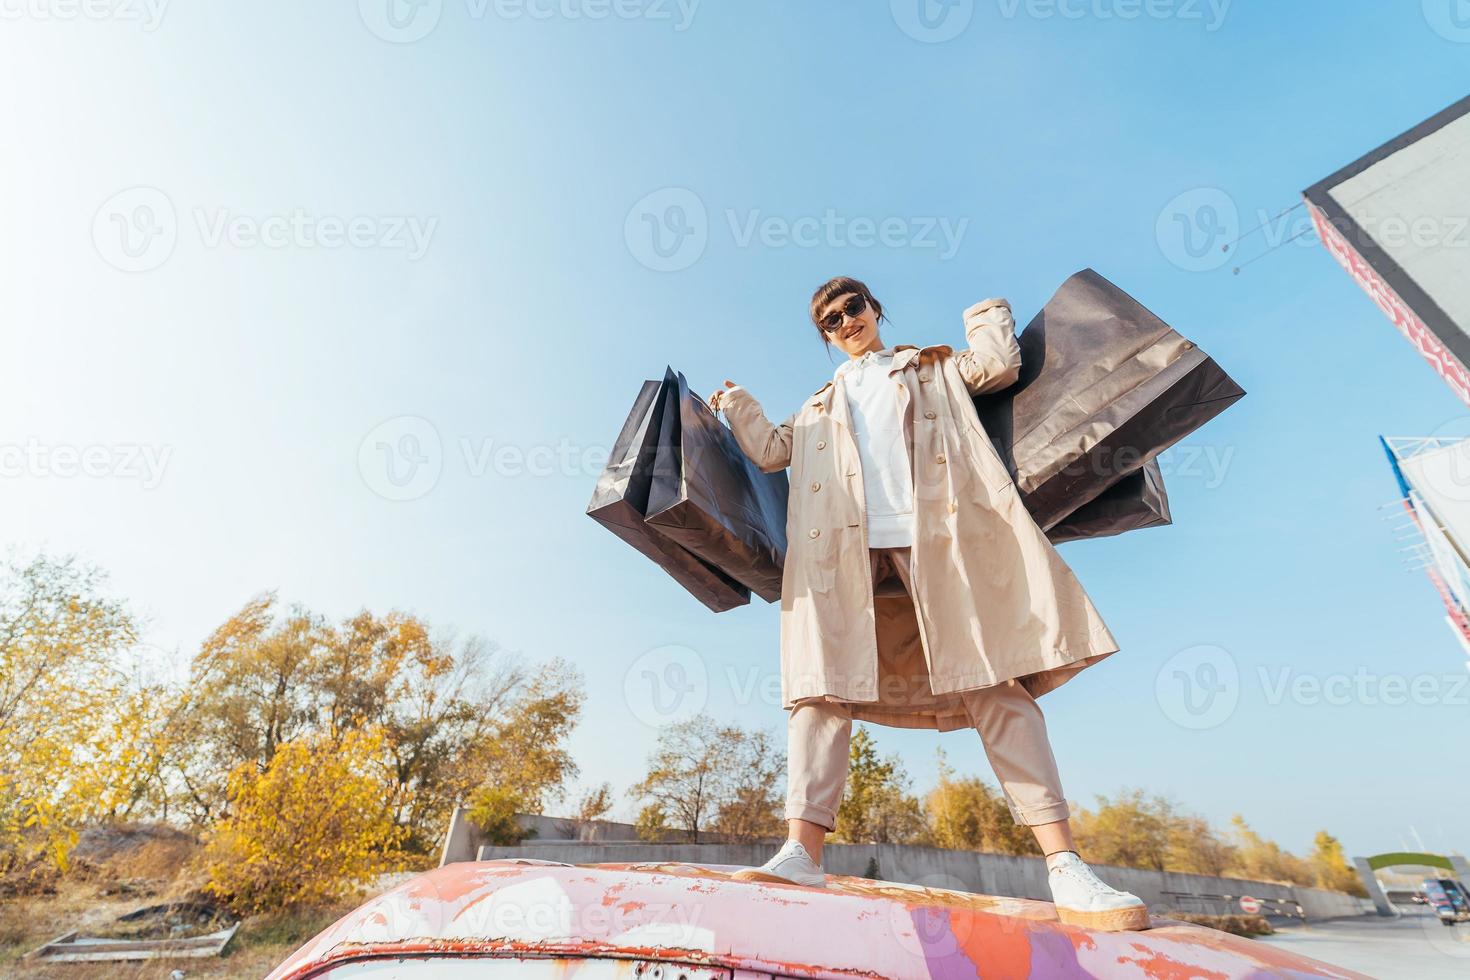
472, 841, 1374, 922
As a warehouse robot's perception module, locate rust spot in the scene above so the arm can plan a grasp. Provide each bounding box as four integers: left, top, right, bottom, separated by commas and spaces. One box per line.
1117, 945, 1229, 980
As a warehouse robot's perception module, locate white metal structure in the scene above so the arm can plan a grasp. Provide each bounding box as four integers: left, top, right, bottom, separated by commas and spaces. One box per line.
1382, 436, 1470, 668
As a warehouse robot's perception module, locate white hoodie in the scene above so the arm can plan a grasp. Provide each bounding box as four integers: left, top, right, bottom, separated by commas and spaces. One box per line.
833, 346, 914, 548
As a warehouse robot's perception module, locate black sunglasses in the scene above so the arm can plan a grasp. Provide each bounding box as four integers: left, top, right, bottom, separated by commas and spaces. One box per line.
819, 294, 868, 333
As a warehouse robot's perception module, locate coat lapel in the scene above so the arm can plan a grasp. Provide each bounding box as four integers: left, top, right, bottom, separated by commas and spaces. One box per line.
809, 345, 926, 420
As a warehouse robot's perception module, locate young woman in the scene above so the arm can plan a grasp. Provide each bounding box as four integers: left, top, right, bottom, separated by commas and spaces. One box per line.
708, 276, 1149, 932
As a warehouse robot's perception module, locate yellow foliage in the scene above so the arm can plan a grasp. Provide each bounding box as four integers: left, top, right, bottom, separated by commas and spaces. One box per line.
202, 729, 407, 914
0, 555, 169, 876
924, 750, 1038, 856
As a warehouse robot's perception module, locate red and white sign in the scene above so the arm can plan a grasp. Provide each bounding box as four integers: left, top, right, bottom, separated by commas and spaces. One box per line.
1307, 201, 1470, 409
1239, 896, 1262, 914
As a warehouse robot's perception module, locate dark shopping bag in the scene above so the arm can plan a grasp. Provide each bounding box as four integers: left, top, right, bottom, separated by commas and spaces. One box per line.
975, 268, 1244, 533
646, 368, 789, 603
1046, 458, 1170, 544
587, 377, 752, 613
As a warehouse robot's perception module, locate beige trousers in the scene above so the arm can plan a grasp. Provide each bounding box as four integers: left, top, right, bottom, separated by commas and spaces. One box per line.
785, 545, 1070, 831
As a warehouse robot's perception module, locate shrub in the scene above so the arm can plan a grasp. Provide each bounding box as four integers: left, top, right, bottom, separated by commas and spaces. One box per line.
467, 785, 531, 845
201, 729, 405, 914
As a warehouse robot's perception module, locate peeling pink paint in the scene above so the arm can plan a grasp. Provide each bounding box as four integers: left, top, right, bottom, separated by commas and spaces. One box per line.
265, 861, 1370, 980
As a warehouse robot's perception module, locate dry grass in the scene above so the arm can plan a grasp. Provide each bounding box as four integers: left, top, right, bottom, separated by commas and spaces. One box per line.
1, 877, 356, 979
1163, 911, 1276, 937
0, 824, 364, 979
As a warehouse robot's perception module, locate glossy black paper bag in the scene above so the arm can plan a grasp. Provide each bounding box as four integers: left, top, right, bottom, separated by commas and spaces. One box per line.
1046, 457, 1171, 544
646, 368, 789, 603
975, 268, 1243, 533
587, 377, 752, 612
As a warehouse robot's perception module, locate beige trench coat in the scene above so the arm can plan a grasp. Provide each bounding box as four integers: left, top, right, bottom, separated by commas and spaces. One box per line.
722, 298, 1119, 732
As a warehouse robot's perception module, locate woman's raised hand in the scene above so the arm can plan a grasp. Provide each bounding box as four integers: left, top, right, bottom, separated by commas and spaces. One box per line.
707, 379, 739, 414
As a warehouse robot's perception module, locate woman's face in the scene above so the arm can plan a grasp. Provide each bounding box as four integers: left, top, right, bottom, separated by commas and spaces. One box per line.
818, 291, 882, 357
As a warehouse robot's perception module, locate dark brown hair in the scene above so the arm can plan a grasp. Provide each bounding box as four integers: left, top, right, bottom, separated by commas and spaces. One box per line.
809, 276, 886, 349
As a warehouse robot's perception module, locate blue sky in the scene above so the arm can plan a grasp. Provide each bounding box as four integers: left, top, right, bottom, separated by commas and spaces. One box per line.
3, 1, 1468, 859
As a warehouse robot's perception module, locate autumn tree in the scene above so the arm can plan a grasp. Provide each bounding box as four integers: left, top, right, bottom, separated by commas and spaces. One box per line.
1165, 813, 1237, 877
467, 786, 531, 846
833, 728, 928, 845
0, 555, 174, 874
1072, 789, 1173, 872
575, 783, 614, 823
924, 750, 1038, 856
1309, 831, 1367, 897
713, 729, 786, 840
1224, 815, 1314, 885
170, 593, 584, 849
629, 715, 783, 842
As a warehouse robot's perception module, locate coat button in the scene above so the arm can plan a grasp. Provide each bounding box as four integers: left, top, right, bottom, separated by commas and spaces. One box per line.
919, 374, 930, 382
809, 528, 820, 538
936, 453, 946, 464
949, 499, 957, 512
816, 440, 826, 450
924, 410, 936, 419
810, 481, 821, 492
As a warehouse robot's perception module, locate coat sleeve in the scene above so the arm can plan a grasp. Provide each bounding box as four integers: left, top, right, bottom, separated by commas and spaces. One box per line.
953, 297, 1023, 395
721, 387, 795, 473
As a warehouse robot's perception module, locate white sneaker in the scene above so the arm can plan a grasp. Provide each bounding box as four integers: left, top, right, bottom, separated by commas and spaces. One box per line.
1046, 851, 1150, 931
731, 840, 827, 887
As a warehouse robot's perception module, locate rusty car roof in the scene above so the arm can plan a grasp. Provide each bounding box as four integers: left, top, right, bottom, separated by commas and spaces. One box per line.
266, 858, 1366, 980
